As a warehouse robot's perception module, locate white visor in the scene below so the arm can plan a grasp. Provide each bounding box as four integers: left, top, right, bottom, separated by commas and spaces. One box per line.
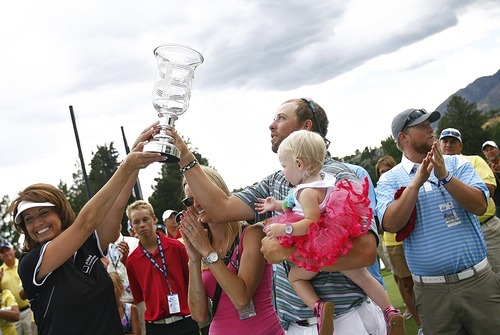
15, 201, 56, 224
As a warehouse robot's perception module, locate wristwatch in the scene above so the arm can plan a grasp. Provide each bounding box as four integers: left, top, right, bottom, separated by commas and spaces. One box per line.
202, 251, 219, 266
284, 224, 293, 238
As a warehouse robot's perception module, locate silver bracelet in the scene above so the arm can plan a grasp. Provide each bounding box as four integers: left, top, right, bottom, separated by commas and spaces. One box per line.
180, 159, 199, 173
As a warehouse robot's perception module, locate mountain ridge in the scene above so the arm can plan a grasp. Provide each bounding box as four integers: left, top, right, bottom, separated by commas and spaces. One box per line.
435, 69, 500, 115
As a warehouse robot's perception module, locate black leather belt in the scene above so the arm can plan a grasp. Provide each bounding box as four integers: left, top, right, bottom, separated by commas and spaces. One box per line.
147, 315, 190, 325
19, 305, 30, 312
295, 317, 318, 327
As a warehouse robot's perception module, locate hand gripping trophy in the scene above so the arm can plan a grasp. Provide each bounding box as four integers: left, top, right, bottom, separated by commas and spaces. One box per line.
144, 44, 204, 162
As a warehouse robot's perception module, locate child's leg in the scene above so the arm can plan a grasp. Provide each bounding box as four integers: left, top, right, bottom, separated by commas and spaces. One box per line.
288, 264, 319, 310
341, 267, 391, 310
341, 268, 405, 335
289, 265, 334, 335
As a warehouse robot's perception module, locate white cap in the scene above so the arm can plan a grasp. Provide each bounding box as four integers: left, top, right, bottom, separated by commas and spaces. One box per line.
162, 210, 178, 222
439, 128, 462, 142
482, 140, 498, 150
15, 201, 56, 224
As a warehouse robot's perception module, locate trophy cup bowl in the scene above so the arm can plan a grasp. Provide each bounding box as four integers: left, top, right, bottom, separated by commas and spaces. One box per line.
144, 44, 204, 162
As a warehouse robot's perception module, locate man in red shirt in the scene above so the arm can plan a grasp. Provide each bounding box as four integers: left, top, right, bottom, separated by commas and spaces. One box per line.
126, 200, 198, 335
162, 209, 182, 239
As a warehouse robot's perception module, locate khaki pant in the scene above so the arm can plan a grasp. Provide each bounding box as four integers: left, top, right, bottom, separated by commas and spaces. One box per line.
15, 308, 36, 335
414, 265, 500, 334
481, 215, 500, 275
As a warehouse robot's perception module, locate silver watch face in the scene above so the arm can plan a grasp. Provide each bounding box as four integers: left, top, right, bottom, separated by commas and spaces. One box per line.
284, 224, 293, 235
204, 251, 219, 264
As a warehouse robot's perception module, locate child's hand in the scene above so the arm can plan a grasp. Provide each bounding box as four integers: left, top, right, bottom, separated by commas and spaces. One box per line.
255, 197, 281, 214
263, 223, 285, 238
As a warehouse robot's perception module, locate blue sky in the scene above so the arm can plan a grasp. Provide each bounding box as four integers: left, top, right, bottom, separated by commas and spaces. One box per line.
1, 0, 499, 202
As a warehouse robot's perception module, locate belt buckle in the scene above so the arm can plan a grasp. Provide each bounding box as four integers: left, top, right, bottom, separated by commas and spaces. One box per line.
444, 273, 459, 283
295, 320, 311, 327
154, 317, 174, 324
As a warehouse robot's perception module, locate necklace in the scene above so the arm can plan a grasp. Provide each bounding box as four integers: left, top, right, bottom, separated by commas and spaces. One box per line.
213, 240, 224, 255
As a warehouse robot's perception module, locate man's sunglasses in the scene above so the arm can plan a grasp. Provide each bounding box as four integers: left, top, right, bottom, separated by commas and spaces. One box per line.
440, 129, 461, 139
401, 109, 427, 133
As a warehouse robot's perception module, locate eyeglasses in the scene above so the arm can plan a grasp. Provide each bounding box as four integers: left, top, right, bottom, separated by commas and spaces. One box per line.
440, 129, 461, 139
401, 109, 427, 133
182, 197, 194, 207
301, 98, 323, 135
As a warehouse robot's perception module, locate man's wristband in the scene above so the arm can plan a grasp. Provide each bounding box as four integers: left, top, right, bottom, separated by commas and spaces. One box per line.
180, 159, 198, 173
440, 172, 453, 185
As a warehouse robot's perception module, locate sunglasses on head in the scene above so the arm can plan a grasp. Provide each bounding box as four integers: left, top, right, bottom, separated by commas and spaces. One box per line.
440, 129, 461, 138
401, 109, 427, 133
301, 98, 323, 135
182, 197, 194, 207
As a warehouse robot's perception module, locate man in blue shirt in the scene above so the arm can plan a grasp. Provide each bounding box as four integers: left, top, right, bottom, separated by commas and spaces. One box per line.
376, 108, 500, 334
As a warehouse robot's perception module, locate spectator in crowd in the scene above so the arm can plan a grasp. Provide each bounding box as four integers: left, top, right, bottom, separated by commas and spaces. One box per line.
125, 200, 198, 335
0, 241, 35, 335
155, 224, 167, 236
375, 226, 392, 273
482, 140, 500, 217
8, 123, 164, 334
128, 220, 138, 238
180, 166, 284, 335
170, 98, 386, 334
376, 108, 500, 334
375, 156, 421, 328
0, 286, 19, 335
109, 272, 141, 335
106, 224, 143, 335
441, 129, 500, 275
162, 210, 181, 239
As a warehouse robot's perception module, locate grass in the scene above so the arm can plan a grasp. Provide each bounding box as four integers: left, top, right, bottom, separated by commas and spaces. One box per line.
381, 268, 419, 335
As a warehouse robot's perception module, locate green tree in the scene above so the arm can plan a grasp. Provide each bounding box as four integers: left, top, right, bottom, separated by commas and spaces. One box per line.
88, 143, 120, 195
437, 96, 488, 155
148, 140, 210, 221
483, 108, 500, 150
380, 136, 401, 162
63, 143, 135, 235
64, 161, 89, 215
0, 194, 20, 251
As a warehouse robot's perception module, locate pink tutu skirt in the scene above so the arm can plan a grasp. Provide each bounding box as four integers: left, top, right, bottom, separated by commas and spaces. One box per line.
270, 178, 372, 271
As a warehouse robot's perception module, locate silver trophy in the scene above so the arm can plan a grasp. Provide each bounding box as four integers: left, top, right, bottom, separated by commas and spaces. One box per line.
144, 44, 204, 162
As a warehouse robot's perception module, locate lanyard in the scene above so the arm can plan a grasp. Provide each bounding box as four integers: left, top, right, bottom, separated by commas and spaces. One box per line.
141, 234, 174, 294
226, 243, 240, 271
223, 229, 243, 271
108, 243, 121, 270
410, 165, 447, 201
428, 180, 447, 200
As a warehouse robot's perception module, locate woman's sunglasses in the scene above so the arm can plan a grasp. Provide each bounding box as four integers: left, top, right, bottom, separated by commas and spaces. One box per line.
182, 197, 194, 207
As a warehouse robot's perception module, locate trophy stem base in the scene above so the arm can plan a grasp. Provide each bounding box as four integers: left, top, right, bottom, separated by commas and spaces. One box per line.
144, 140, 180, 163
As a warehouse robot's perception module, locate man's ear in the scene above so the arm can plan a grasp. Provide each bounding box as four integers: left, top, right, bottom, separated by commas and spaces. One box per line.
398, 131, 408, 144
302, 119, 313, 130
